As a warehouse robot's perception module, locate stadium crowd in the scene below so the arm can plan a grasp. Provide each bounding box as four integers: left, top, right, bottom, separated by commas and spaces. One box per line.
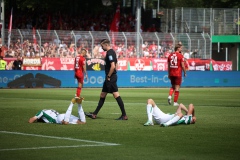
1, 11, 193, 59
1, 37, 181, 59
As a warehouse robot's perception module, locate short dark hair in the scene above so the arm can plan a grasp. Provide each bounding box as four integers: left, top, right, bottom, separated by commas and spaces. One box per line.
0, 56, 3, 59
100, 39, 110, 45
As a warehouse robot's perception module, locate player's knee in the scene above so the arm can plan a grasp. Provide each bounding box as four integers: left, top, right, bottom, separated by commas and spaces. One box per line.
100, 92, 106, 98
77, 120, 86, 124
189, 104, 194, 109
113, 92, 120, 98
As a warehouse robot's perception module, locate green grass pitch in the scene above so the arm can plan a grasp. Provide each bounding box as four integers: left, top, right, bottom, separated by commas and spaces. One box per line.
0, 88, 240, 160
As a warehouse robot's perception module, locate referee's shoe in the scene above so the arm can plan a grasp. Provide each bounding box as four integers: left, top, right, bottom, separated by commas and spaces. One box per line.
115, 115, 128, 120
84, 112, 97, 119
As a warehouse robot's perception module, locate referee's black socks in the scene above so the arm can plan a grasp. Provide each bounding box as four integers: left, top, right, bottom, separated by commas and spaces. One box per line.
116, 96, 126, 116
94, 97, 105, 115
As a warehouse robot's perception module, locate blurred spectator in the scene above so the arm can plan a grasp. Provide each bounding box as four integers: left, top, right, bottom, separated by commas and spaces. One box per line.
149, 41, 157, 54
0, 56, 7, 70
69, 44, 75, 54
142, 41, 149, 50
183, 50, 192, 59
5, 50, 13, 58
59, 41, 67, 49
12, 55, 23, 70
164, 49, 171, 58
143, 47, 150, 57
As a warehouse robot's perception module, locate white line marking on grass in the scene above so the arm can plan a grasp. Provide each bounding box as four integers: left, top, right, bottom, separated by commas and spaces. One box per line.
0, 131, 120, 151
0, 144, 110, 151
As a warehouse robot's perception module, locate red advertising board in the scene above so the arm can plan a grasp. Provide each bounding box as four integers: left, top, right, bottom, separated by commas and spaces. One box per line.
213, 61, 232, 71
117, 58, 128, 71
128, 58, 152, 71
151, 58, 168, 71
3, 57, 232, 71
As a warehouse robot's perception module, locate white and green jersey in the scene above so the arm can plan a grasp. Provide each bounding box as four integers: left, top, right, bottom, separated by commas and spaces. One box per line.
177, 115, 193, 125
35, 109, 60, 123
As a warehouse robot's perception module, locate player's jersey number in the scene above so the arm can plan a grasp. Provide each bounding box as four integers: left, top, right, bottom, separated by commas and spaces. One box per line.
170, 55, 178, 67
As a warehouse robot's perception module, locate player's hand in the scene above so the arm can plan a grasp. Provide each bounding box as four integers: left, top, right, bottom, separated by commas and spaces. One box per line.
85, 75, 88, 79
184, 73, 187, 77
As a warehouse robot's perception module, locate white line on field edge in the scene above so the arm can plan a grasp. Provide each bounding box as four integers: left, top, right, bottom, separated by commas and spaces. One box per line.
0, 131, 120, 151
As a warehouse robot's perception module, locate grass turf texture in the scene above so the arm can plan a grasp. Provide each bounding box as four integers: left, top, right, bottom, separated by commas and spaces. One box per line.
0, 88, 240, 160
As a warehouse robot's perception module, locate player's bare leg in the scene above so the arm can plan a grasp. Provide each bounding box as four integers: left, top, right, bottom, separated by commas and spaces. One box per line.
173, 85, 180, 106
77, 98, 86, 124
75, 82, 83, 99
168, 86, 175, 105
63, 98, 76, 123
144, 99, 155, 126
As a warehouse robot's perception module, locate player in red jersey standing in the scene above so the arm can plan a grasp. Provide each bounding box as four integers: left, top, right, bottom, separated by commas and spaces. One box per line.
74, 48, 88, 99
167, 44, 187, 106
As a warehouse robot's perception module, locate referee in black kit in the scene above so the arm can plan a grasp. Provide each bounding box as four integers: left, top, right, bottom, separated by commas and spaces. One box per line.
85, 39, 128, 120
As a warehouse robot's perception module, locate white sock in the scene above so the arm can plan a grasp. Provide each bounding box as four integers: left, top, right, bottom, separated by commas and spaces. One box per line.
146, 104, 153, 122
168, 95, 171, 99
165, 115, 180, 126
78, 104, 86, 122
64, 102, 74, 122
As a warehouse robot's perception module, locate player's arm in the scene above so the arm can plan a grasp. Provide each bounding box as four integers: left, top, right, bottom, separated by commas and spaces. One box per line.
108, 61, 115, 78
74, 58, 77, 78
28, 116, 38, 123
181, 60, 187, 77
167, 60, 170, 78
188, 104, 196, 124
188, 104, 195, 117
179, 103, 188, 114
83, 60, 88, 79
116, 61, 118, 70
29, 110, 45, 123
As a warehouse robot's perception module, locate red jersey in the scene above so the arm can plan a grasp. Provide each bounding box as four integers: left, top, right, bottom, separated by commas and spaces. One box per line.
74, 55, 86, 75
167, 52, 184, 76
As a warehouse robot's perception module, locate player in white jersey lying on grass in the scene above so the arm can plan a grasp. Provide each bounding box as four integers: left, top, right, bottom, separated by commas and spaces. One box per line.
28, 97, 86, 125
144, 98, 196, 127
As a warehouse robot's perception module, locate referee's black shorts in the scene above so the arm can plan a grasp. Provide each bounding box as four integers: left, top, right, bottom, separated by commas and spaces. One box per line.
102, 74, 118, 93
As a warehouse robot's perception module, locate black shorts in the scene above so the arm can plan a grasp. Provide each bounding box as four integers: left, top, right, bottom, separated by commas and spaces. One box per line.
102, 74, 118, 93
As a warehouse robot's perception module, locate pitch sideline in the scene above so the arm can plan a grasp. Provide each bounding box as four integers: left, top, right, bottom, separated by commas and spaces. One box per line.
0, 131, 120, 151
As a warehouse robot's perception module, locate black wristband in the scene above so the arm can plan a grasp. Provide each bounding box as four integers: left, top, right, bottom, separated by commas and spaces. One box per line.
107, 76, 110, 78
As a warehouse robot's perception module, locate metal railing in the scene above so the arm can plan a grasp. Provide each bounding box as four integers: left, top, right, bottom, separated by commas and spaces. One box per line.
159, 8, 239, 35
174, 8, 240, 35
4, 30, 211, 59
